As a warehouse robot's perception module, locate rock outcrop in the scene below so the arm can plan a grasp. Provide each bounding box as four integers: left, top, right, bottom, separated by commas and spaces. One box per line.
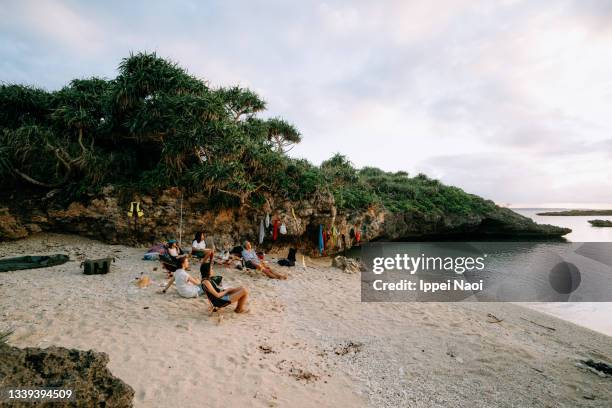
0, 344, 134, 407
0, 207, 29, 240
332, 256, 366, 273
588, 219, 612, 227
0, 186, 570, 252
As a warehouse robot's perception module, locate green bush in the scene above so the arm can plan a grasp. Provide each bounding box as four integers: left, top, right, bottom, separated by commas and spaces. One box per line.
0, 52, 496, 220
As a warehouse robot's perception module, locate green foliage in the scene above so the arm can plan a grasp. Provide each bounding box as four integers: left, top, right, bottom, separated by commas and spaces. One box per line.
216, 86, 266, 121
265, 117, 301, 152
357, 168, 495, 216
321, 154, 378, 210
0, 52, 495, 219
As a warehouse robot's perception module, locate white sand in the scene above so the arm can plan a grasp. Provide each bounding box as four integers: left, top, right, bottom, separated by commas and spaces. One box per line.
1, 234, 611, 407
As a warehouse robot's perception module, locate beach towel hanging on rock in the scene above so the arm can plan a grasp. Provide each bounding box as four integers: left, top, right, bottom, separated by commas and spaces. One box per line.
291, 207, 298, 222
330, 226, 338, 248
127, 201, 144, 218
265, 213, 270, 228
279, 223, 287, 235
318, 224, 324, 254
273, 220, 279, 240
259, 219, 265, 244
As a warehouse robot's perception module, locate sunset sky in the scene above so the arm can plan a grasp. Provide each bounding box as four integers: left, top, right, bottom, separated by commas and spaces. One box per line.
1, 0, 611, 207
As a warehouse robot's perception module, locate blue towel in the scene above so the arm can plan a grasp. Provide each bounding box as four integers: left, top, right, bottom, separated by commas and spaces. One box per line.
318, 224, 324, 254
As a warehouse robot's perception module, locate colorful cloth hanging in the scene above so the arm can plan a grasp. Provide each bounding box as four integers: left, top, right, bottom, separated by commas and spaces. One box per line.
330, 226, 338, 249
291, 207, 298, 222
259, 219, 265, 244
265, 213, 270, 228
273, 220, 279, 241
280, 223, 287, 235
318, 224, 324, 254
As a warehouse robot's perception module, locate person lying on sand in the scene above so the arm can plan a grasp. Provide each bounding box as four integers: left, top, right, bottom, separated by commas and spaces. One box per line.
241, 241, 287, 279
201, 253, 250, 313
159, 257, 203, 298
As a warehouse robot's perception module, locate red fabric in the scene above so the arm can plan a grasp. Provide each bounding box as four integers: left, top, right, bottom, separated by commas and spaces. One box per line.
323, 231, 328, 248
273, 220, 279, 240
355, 231, 361, 243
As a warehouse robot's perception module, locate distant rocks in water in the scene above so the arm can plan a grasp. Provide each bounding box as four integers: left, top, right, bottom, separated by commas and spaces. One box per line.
537, 209, 612, 216
588, 219, 612, 227
332, 256, 365, 273
0, 344, 134, 407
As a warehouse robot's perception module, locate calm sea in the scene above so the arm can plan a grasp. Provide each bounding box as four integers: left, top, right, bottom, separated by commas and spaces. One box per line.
513, 208, 612, 242
355, 208, 612, 336
514, 208, 611, 337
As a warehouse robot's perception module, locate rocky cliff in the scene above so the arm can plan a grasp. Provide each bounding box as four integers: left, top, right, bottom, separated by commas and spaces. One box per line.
0, 185, 570, 253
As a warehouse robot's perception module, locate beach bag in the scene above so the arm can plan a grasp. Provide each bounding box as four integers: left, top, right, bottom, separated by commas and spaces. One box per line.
280, 223, 287, 235
278, 248, 296, 267
278, 259, 293, 267
81, 257, 115, 275
230, 246, 244, 256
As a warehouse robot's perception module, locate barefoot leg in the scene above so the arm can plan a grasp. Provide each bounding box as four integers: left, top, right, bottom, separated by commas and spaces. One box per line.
228, 287, 249, 312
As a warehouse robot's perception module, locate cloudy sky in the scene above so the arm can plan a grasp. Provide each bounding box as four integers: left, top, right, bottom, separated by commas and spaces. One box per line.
1, 0, 611, 207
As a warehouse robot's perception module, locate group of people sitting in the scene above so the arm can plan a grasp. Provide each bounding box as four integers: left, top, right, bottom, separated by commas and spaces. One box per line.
157, 231, 289, 313
160, 252, 250, 313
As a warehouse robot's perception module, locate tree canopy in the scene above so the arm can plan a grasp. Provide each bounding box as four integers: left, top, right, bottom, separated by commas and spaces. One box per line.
0, 52, 495, 217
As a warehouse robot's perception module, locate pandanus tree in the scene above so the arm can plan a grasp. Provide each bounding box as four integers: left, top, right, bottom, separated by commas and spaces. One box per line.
0, 78, 113, 187
0, 52, 304, 206
217, 86, 266, 121
265, 117, 301, 152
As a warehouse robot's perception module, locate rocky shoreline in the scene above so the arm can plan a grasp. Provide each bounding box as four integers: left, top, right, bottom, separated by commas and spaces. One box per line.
0, 344, 134, 407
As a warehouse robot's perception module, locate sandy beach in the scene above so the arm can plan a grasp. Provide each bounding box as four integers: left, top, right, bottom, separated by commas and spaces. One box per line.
0, 234, 611, 407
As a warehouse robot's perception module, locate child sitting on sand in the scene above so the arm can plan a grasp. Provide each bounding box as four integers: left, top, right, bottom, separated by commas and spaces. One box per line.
241, 241, 287, 280
200, 252, 250, 313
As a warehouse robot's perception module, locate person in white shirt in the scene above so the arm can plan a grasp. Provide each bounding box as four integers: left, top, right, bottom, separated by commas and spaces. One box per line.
160, 257, 203, 298
191, 231, 209, 258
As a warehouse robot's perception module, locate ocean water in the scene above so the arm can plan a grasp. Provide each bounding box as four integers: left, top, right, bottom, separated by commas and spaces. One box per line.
513, 208, 612, 242
355, 208, 612, 336
513, 208, 612, 337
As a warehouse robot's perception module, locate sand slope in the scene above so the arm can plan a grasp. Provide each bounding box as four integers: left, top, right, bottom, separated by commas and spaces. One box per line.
1, 234, 611, 407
